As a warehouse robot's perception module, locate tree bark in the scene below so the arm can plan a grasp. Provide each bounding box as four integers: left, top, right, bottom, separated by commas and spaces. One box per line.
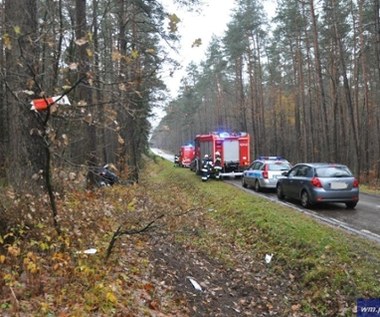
4, 0, 47, 192
75, 0, 98, 185
309, 0, 330, 160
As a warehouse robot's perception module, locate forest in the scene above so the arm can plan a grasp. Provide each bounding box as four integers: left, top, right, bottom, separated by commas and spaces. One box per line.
1, 0, 379, 192
0, 0, 201, 193
151, 0, 380, 184
1, 1, 380, 315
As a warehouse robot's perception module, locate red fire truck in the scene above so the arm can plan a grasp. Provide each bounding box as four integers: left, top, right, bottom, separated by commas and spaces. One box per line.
178, 145, 195, 167
193, 132, 250, 178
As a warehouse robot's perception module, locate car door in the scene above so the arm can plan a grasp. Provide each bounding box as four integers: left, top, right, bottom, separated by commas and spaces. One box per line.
282, 165, 303, 198
251, 161, 263, 185
243, 163, 255, 186
291, 165, 313, 199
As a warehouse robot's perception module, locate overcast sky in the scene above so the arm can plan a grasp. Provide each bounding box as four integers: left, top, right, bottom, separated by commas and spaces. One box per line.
159, 0, 236, 97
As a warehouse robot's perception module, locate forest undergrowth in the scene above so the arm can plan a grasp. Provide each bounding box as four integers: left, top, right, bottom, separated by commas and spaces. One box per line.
0, 155, 380, 316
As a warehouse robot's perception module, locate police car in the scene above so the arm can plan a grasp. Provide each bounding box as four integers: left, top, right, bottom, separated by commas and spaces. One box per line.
242, 156, 291, 192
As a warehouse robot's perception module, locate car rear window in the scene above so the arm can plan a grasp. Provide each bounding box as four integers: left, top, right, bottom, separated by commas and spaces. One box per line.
315, 166, 352, 177
268, 162, 291, 171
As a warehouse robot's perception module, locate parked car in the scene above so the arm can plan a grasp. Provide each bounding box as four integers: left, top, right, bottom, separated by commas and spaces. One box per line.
276, 163, 359, 209
242, 156, 291, 192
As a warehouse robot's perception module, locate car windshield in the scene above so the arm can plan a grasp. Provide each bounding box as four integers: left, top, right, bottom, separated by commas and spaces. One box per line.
268, 162, 291, 171
315, 166, 352, 178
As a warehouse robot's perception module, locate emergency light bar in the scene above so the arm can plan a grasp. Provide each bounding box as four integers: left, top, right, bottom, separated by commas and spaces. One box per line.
257, 156, 284, 160
216, 131, 248, 138
219, 132, 230, 138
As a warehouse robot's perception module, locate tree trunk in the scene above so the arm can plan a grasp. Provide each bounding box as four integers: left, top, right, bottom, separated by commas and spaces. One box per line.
358, 0, 370, 178
0, 0, 6, 177
235, 56, 248, 131
374, 0, 380, 178
75, 0, 97, 185
4, 0, 47, 192
309, 0, 330, 160
330, 0, 360, 174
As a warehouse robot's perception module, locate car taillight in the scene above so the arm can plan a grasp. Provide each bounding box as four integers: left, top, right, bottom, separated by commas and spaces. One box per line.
311, 177, 322, 188
262, 165, 268, 179
353, 178, 359, 188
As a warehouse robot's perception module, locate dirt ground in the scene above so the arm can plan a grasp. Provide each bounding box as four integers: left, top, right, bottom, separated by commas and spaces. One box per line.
149, 235, 311, 317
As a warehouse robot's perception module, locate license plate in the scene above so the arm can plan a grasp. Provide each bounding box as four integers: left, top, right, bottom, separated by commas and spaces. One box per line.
330, 182, 347, 189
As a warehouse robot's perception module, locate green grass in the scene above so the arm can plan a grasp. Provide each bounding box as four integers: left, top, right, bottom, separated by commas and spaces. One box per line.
147, 156, 380, 314
360, 184, 380, 195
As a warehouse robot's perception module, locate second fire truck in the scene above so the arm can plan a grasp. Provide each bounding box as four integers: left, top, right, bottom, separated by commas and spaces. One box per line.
178, 144, 195, 168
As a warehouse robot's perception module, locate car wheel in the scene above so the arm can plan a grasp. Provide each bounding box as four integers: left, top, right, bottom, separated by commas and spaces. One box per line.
346, 201, 357, 209
300, 190, 311, 208
277, 184, 284, 200
254, 180, 261, 192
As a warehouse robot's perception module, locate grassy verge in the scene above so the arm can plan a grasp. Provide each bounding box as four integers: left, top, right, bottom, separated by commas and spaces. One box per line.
148, 156, 380, 315
360, 184, 380, 195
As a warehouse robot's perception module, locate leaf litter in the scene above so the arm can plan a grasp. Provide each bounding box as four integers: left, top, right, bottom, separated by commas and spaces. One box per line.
0, 161, 363, 316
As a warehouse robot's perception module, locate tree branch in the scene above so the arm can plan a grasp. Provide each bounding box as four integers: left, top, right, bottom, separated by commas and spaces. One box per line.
105, 214, 164, 261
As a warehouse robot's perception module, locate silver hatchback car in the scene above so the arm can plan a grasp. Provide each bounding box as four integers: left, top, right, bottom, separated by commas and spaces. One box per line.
276, 163, 359, 209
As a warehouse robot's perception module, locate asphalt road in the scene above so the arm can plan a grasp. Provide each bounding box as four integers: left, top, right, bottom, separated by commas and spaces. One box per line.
151, 148, 174, 162
225, 178, 380, 244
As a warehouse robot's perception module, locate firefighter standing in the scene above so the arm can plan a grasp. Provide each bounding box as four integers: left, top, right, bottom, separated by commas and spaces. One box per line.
214, 151, 222, 179
201, 154, 213, 181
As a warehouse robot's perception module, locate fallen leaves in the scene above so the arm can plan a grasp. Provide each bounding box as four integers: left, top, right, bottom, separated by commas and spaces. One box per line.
0, 160, 371, 317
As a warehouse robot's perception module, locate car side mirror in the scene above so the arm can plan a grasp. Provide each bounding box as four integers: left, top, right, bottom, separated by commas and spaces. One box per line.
282, 171, 289, 176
